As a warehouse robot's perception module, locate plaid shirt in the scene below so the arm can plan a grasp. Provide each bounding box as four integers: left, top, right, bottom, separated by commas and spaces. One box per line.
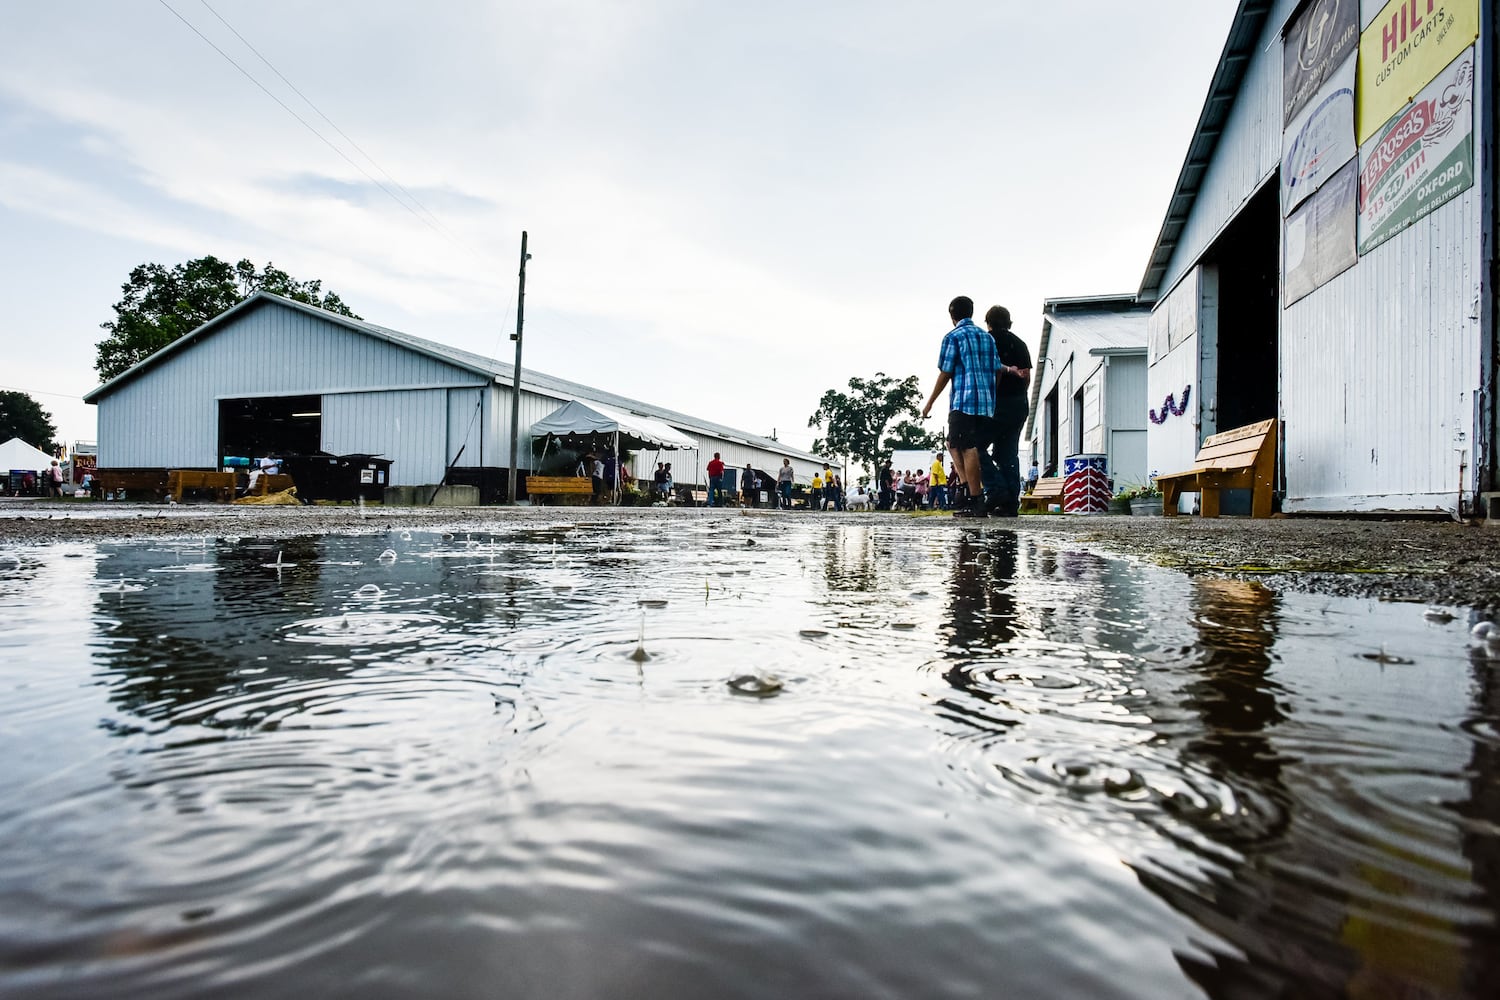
937, 318, 1000, 416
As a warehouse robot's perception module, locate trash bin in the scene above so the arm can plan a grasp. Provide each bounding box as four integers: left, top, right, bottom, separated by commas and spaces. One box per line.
1063, 453, 1109, 514
279, 453, 393, 502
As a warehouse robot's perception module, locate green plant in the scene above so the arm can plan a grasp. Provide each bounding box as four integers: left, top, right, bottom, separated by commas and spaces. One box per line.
1115, 478, 1161, 502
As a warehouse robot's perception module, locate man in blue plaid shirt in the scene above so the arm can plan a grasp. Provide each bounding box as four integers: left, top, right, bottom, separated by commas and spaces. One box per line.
921, 296, 1000, 517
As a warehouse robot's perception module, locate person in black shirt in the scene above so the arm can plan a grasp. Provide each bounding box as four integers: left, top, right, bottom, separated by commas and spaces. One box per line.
981, 305, 1032, 517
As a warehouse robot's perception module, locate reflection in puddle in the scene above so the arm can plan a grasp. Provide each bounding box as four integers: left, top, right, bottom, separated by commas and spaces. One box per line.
0, 523, 1494, 999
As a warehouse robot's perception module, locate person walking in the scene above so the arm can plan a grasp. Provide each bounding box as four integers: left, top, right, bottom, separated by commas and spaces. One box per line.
48, 460, 65, 498
921, 296, 1000, 517
929, 453, 948, 509
706, 452, 726, 506
741, 463, 756, 507
777, 458, 794, 509
981, 304, 1032, 517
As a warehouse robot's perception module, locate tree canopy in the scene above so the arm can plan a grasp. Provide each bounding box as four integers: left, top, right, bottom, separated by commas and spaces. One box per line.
94, 256, 361, 382
882, 418, 943, 455
808, 373, 927, 480
0, 391, 59, 453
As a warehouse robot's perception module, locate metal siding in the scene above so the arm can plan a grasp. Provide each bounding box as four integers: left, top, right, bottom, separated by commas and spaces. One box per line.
1281, 190, 1483, 510
1158, 0, 1293, 299
445, 387, 485, 468
1147, 274, 1203, 500
1106, 356, 1148, 431
94, 302, 482, 468
1053, 357, 1075, 464
1083, 375, 1104, 454
323, 389, 447, 485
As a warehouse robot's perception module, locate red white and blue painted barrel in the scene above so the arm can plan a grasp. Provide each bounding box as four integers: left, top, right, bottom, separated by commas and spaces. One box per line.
1063, 453, 1109, 514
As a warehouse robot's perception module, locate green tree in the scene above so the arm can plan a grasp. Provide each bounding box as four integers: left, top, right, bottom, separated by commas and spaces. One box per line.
808, 373, 924, 480
94, 256, 361, 381
882, 418, 943, 456
0, 391, 59, 453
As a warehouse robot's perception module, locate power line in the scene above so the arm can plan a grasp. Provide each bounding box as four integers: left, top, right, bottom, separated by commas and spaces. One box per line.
195, 0, 459, 243
155, 0, 484, 262
0, 384, 91, 401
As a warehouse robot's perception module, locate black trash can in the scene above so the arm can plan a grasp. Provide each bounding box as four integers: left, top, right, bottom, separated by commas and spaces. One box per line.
280, 453, 393, 502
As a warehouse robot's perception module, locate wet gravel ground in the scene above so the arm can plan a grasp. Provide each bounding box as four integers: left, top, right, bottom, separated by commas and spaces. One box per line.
3, 499, 1496, 609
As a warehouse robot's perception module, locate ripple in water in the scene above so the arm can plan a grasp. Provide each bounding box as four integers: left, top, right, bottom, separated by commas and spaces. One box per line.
281, 612, 451, 645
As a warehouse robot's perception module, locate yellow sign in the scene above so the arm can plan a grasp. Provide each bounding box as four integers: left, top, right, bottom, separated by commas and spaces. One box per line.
1356, 0, 1478, 142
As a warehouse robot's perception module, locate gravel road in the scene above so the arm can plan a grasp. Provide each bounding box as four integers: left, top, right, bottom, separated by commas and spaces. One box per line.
2, 500, 1495, 609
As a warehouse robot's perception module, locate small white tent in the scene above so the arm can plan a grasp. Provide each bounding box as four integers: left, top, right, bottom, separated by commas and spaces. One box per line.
530, 399, 698, 502
0, 437, 56, 473
530, 399, 697, 451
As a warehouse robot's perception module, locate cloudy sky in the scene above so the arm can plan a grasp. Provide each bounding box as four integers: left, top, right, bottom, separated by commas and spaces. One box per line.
1, 0, 1237, 452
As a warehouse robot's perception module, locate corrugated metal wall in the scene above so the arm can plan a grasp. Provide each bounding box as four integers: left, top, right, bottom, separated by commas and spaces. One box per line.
1147, 271, 1203, 509
323, 389, 447, 484
96, 301, 484, 470
1082, 375, 1104, 453
1105, 355, 1148, 486
1282, 191, 1482, 509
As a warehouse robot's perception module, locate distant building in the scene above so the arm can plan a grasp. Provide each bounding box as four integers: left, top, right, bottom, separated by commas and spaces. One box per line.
1025, 295, 1150, 489
82, 292, 828, 499
1138, 0, 1495, 514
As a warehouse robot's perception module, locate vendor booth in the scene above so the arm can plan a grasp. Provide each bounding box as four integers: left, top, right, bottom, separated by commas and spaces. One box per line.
528, 399, 698, 503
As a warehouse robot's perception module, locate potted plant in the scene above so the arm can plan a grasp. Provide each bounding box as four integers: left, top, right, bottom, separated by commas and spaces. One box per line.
1116, 478, 1163, 516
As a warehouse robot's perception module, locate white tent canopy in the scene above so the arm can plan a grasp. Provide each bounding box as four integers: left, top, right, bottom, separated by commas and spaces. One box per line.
530, 399, 697, 451
0, 437, 56, 472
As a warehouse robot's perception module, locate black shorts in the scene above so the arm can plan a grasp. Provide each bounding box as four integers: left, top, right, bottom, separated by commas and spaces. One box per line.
948, 410, 989, 451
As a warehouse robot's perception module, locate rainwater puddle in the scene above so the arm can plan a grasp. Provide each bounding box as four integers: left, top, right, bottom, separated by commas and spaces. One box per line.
0, 523, 1495, 998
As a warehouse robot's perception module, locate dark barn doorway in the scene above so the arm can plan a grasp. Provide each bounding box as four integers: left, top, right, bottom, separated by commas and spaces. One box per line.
1203, 179, 1280, 433
219, 395, 322, 465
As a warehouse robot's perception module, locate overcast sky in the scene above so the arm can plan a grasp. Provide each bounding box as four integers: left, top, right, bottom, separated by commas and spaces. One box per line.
0, 0, 1237, 452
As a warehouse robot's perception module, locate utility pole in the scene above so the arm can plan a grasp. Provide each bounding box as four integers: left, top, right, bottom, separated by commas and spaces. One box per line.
507, 231, 530, 504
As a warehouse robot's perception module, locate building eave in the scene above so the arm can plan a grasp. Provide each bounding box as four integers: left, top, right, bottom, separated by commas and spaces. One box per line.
1136, 0, 1277, 303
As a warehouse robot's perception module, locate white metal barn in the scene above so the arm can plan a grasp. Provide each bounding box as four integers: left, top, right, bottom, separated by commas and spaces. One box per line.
1139, 0, 1495, 514
83, 292, 829, 498
1025, 295, 1151, 490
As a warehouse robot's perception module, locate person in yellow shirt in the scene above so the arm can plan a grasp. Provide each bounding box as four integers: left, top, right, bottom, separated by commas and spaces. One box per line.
810, 471, 823, 510
929, 453, 948, 509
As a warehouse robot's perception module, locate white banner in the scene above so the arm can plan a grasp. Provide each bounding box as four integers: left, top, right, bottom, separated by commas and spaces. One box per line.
1282, 53, 1357, 212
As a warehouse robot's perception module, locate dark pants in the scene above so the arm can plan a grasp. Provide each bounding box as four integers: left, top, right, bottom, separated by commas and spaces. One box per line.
980, 397, 1028, 515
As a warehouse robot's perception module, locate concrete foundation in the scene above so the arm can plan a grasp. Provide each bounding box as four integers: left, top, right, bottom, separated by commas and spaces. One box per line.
381, 485, 480, 506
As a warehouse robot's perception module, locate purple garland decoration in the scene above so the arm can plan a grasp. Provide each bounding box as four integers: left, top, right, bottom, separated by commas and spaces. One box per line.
1149, 385, 1191, 425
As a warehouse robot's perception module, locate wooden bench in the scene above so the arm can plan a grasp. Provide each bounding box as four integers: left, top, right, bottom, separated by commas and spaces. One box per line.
168, 469, 236, 503
1156, 418, 1277, 518
96, 468, 169, 500
1019, 477, 1065, 513
525, 475, 596, 504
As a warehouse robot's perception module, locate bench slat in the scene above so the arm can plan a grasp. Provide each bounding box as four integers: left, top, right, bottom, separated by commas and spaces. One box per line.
1194, 439, 1268, 468
527, 476, 594, 494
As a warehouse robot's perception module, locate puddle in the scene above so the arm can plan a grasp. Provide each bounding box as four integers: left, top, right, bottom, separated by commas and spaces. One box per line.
0, 524, 1494, 998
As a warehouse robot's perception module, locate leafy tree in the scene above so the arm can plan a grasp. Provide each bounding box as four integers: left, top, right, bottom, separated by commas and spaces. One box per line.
0, 391, 59, 453
882, 418, 943, 455
808, 373, 924, 479
94, 256, 361, 381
